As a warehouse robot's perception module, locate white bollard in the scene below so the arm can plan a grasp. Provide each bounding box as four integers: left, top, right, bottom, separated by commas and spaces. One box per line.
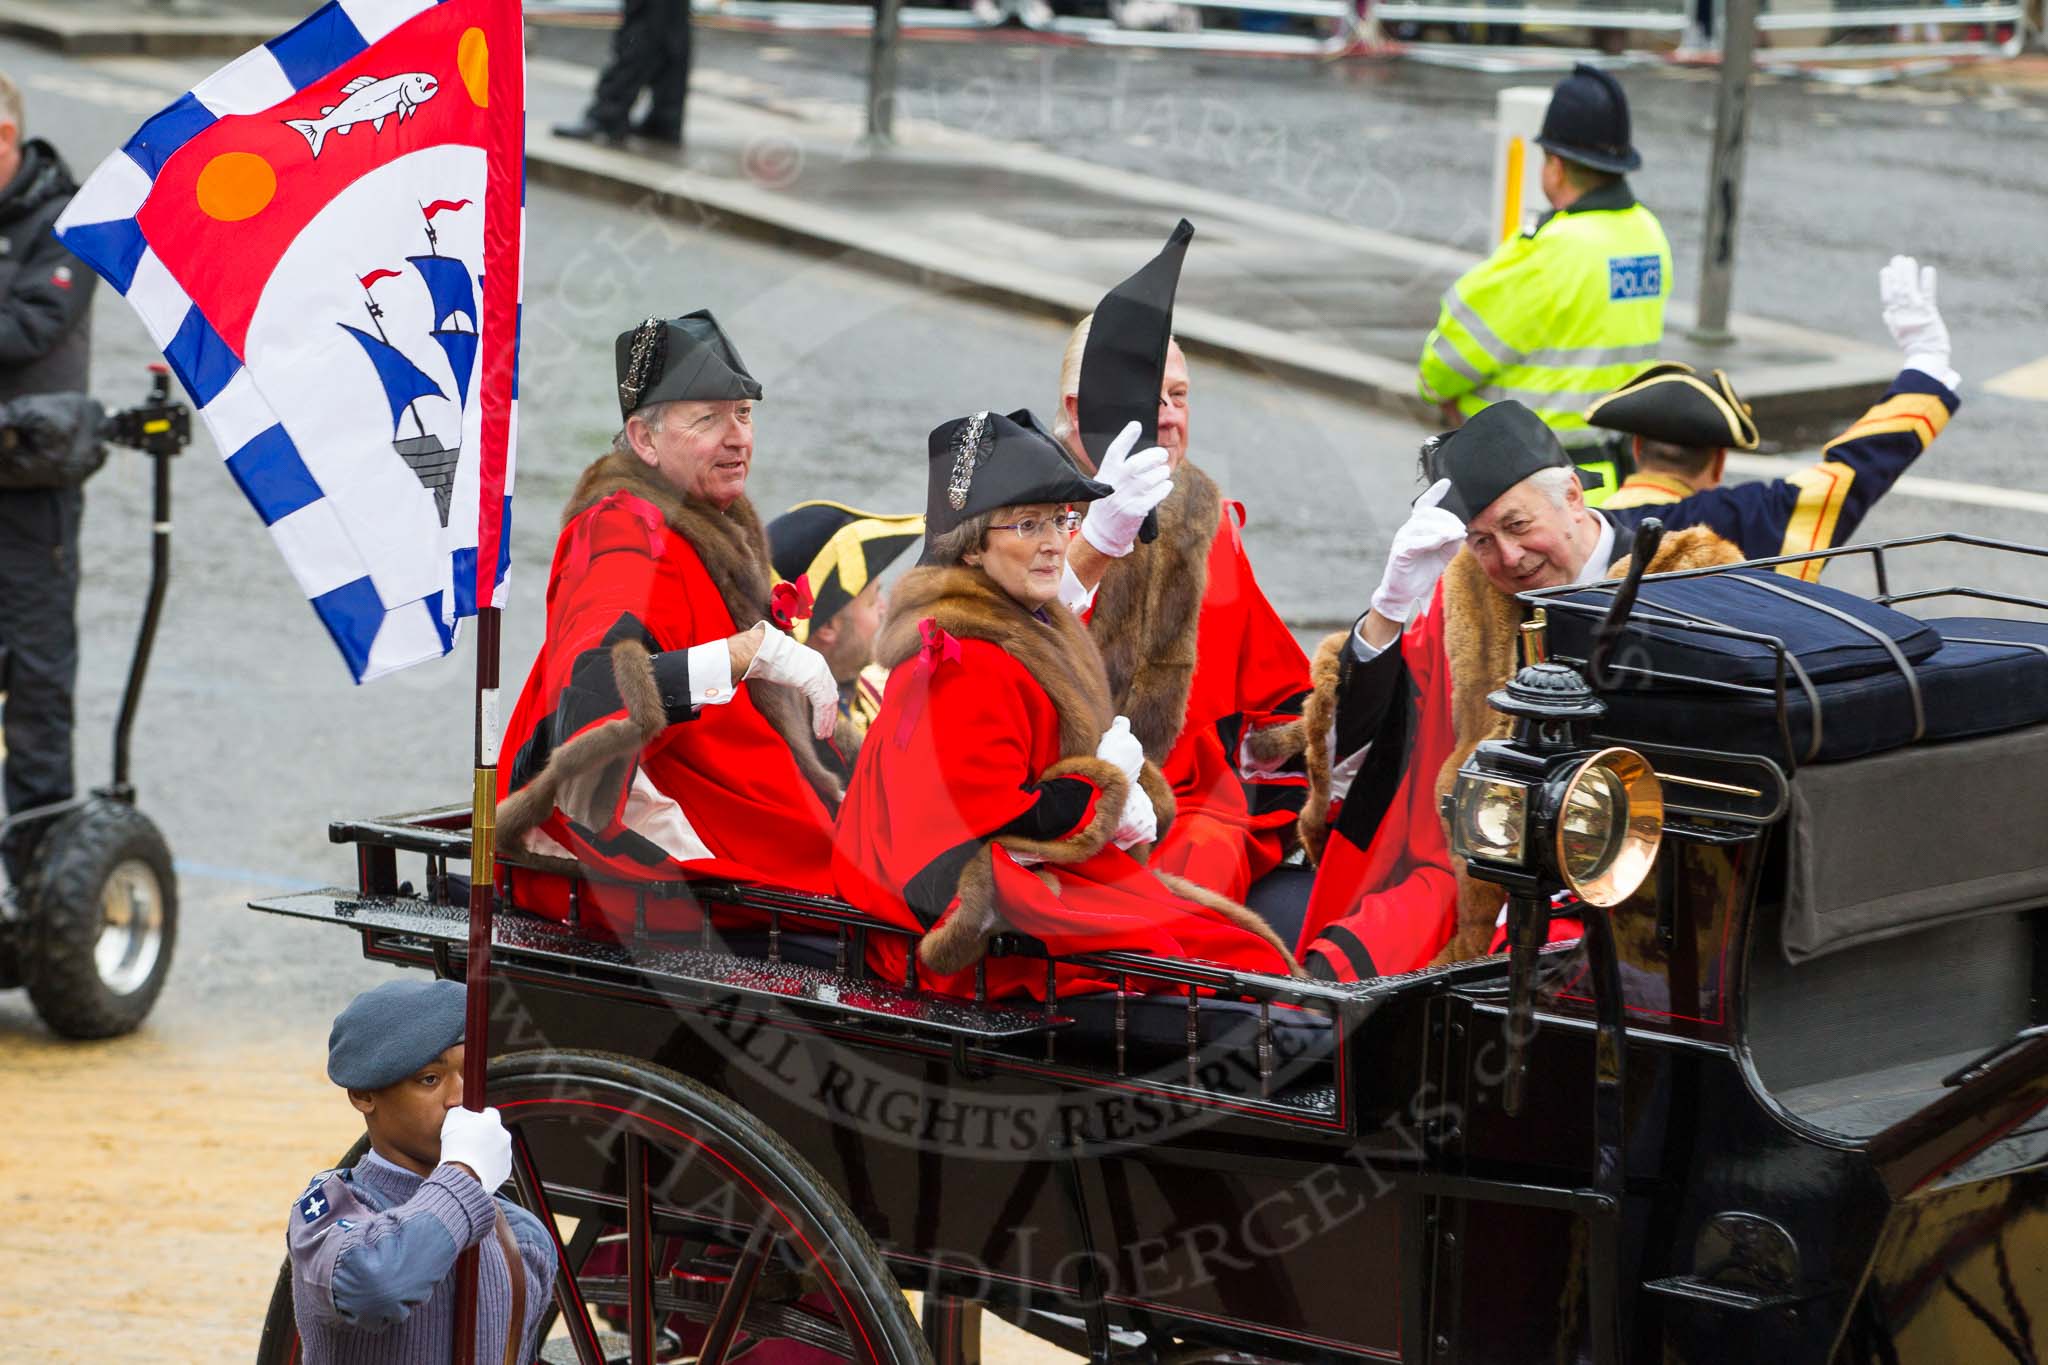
1492, 87, 1553, 244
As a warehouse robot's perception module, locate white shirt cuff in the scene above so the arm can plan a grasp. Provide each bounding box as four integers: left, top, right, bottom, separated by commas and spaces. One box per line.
1902, 357, 1961, 394
1351, 620, 1389, 663
1059, 563, 1099, 615
685, 639, 738, 707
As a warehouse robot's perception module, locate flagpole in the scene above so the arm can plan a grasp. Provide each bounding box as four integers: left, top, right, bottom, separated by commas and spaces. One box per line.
455, 3, 522, 1355
453, 601, 499, 1364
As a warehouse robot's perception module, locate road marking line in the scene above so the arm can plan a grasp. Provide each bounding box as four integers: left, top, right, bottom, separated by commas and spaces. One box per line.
1983, 355, 2048, 401
1727, 453, 2048, 515
173, 859, 323, 892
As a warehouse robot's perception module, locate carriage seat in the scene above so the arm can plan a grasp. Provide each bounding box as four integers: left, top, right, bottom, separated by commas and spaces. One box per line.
1543, 570, 2048, 765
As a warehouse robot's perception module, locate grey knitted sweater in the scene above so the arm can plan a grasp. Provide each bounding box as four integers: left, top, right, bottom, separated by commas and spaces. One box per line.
287, 1149, 555, 1364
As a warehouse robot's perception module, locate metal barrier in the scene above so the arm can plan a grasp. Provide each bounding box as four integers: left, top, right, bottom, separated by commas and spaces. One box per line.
536, 0, 2028, 64
1744, 0, 2028, 67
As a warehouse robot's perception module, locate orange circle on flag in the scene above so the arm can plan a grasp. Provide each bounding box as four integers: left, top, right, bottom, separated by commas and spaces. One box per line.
195, 152, 276, 222
459, 27, 488, 107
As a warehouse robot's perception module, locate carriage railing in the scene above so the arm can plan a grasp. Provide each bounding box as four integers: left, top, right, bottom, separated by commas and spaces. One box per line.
322, 810, 1374, 1119
1520, 532, 2048, 771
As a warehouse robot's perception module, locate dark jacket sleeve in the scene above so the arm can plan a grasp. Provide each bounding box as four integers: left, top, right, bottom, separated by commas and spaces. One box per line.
0, 228, 95, 368
1333, 620, 1408, 763
1608, 369, 1958, 578
0, 392, 105, 489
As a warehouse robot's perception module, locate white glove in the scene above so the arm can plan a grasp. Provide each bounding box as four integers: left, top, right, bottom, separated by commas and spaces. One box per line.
1095, 716, 1145, 781
743, 622, 839, 741
1880, 254, 1956, 388
1370, 478, 1466, 625
439, 1106, 512, 1192
1111, 778, 1157, 850
1079, 421, 1173, 559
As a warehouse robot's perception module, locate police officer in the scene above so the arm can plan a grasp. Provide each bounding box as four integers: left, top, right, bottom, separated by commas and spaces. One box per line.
289, 979, 555, 1364
0, 73, 97, 887
552, 0, 691, 148
1417, 63, 1671, 505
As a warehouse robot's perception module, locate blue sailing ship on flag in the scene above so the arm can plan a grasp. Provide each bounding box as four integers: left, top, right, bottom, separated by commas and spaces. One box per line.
341, 200, 478, 526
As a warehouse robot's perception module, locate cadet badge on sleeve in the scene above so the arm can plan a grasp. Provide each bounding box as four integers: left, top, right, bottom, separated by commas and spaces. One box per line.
299, 1189, 330, 1223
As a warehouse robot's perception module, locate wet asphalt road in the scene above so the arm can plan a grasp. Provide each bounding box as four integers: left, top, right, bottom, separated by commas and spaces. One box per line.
1, 30, 2043, 1040
536, 19, 2048, 492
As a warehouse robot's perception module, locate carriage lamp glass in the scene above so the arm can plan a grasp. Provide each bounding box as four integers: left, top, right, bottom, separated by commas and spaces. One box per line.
1554, 747, 1664, 907
1451, 776, 1528, 866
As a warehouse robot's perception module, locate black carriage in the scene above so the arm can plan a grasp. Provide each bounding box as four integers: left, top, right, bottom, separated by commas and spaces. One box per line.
251, 531, 2048, 1365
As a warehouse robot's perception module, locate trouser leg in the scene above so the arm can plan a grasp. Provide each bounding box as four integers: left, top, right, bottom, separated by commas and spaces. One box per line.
636, 0, 693, 137
586, 0, 668, 130
0, 487, 82, 882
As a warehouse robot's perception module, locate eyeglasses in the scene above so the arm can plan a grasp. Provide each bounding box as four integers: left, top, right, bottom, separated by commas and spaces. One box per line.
987, 511, 1083, 542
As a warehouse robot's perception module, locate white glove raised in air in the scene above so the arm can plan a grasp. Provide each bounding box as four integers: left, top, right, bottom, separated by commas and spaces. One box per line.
1370, 478, 1466, 625
1880, 254, 1956, 389
744, 622, 840, 741
439, 1105, 513, 1192
1111, 779, 1157, 851
1095, 716, 1145, 780
1079, 421, 1173, 559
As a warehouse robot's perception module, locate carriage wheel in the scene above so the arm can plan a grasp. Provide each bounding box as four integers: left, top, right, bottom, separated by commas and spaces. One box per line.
254, 1050, 931, 1365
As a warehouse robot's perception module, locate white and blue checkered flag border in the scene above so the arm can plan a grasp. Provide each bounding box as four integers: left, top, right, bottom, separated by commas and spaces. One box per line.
53, 0, 520, 683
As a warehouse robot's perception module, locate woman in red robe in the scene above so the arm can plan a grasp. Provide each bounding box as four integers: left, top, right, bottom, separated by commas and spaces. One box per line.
832, 409, 1299, 1001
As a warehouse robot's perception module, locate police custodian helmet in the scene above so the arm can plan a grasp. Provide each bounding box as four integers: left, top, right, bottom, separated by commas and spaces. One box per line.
1536, 63, 1642, 175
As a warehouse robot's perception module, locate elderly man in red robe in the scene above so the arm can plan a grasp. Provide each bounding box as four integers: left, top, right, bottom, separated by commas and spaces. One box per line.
495, 312, 844, 920
1053, 224, 1315, 916
1297, 257, 1959, 980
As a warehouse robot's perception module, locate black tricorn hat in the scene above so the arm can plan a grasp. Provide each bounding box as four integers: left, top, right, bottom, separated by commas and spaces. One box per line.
1422, 400, 1572, 523
615, 310, 763, 419
1585, 362, 1760, 452
1536, 63, 1641, 175
767, 501, 925, 643
1077, 218, 1194, 473
923, 408, 1111, 557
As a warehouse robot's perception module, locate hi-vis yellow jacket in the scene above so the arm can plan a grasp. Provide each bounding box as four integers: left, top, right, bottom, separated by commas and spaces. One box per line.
1419, 183, 1672, 450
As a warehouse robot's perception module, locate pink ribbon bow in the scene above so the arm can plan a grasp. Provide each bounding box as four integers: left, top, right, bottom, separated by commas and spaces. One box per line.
894, 619, 961, 747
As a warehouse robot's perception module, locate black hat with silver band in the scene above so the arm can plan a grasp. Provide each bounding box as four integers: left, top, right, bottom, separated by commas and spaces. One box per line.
922, 408, 1111, 556
615, 310, 763, 420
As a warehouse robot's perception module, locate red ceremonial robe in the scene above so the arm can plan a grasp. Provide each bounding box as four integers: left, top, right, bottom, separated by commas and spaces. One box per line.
832, 565, 1300, 1002
1087, 463, 1312, 902
1293, 583, 1459, 981
497, 455, 841, 928
1295, 526, 1743, 979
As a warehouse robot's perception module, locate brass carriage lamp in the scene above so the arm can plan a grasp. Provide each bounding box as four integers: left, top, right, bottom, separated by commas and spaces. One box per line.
1442, 616, 1665, 1117
1446, 664, 1664, 907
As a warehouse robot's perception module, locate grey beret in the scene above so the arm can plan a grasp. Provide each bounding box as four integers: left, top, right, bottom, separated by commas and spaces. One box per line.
327, 978, 468, 1090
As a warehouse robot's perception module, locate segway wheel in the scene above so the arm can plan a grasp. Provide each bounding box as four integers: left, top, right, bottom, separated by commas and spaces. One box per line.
24, 798, 177, 1039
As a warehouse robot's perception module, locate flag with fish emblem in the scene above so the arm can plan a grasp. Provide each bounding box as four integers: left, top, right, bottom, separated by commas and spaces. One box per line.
55, 0, 524, 682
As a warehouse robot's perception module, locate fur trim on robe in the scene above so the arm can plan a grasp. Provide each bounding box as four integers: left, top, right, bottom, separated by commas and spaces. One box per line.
1090, 461, 1222, 763
557, 453, 846, 809
499, 638, 669, 848
876, 565, 1294, 975
1291, 527, 1743, 967
1294, 629, 1349, 865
